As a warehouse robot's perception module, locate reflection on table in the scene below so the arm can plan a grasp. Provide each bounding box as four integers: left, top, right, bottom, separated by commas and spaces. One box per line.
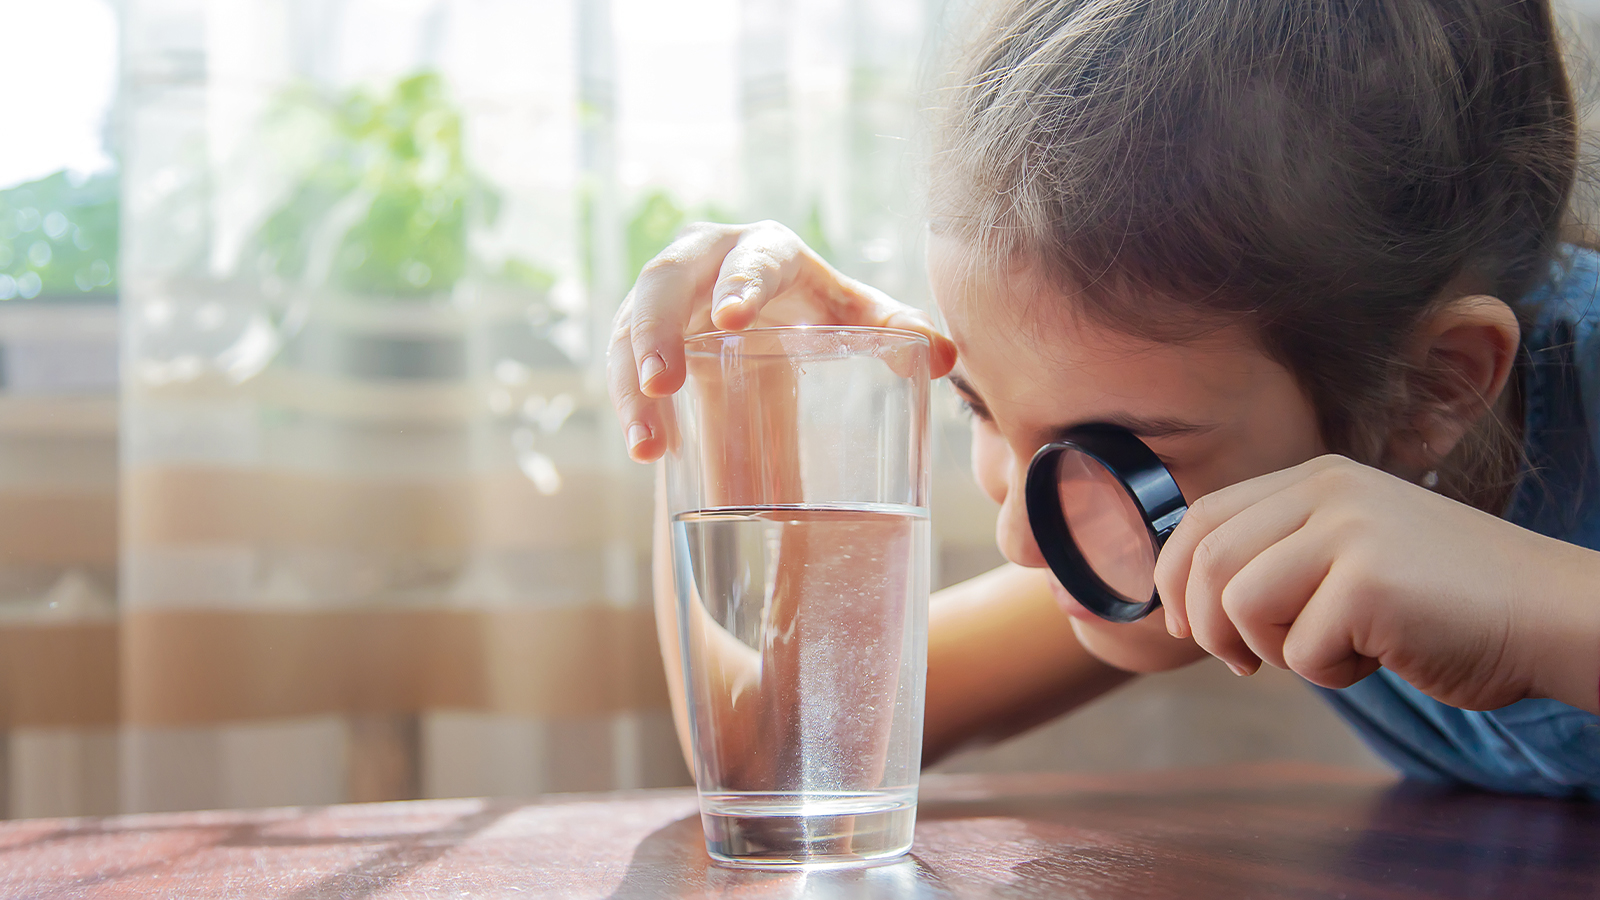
3, 764, 1597, 899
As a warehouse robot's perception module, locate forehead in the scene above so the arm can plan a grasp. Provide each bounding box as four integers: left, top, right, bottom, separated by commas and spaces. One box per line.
927, 234, 1296, 429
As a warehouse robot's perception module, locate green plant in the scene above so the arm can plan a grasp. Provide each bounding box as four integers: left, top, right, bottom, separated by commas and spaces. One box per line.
0, 170, 118, 301
256, 71, 556, 300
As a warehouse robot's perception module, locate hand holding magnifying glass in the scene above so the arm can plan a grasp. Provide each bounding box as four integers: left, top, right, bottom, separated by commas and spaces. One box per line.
1031, 431, 1600, 719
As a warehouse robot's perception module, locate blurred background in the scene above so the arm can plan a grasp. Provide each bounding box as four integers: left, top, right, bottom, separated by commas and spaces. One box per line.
6, 0, 1599, 819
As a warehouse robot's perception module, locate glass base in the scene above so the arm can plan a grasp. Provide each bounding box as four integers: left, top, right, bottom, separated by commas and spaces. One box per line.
699, 790, 917, 869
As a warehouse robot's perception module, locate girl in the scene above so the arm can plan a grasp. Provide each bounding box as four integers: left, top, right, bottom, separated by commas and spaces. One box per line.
609, 0, 1600, 797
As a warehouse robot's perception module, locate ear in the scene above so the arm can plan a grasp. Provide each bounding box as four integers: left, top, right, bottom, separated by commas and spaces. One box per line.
1386, 295, 1520, 477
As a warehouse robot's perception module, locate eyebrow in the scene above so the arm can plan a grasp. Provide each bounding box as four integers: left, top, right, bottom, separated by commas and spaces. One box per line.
946, 371, 1219, 440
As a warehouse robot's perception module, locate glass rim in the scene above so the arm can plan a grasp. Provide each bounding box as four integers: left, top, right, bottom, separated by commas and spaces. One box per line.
682, 324, 931, 355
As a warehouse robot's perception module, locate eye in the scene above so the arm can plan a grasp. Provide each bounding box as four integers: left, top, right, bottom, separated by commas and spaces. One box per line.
944, 375, 996, 424
1144, 446, 1179, 470
952, 394, 994, 425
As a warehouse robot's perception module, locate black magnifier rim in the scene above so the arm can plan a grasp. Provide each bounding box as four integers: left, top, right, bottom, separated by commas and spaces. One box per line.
1024, 425, 1188, 624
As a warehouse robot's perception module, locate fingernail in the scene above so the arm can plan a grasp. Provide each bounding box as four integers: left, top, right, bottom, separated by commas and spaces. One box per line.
627, 423, 651, 451
1227, 662, 1251, 677
1166, 617, 1181, 638
715, 287, 746, 312
639, 354, 666, 387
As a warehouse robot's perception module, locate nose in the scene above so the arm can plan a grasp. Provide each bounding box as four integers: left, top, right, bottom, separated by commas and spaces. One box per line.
995, 457, 1049, 569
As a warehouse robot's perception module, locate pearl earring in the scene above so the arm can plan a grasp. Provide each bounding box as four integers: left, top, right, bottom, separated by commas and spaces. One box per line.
1420, 441, 1439, 489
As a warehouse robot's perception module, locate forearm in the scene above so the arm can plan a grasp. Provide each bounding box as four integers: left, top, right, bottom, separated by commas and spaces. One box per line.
923, 565, 1138, 765
1528, 538, 1600, 715
652, 466, 695, 769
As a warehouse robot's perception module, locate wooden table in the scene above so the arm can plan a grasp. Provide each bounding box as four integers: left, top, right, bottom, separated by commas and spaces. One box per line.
3, 764, 1596, 899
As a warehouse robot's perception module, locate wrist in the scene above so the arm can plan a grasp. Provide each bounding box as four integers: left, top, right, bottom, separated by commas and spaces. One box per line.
1522, 536, 1600, 715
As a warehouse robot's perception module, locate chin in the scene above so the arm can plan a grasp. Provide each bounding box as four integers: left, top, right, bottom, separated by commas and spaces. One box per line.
1063, 602, 1205, 675
1045, 574, 1108, 622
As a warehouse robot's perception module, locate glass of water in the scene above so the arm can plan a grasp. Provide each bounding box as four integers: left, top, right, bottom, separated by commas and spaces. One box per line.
665, 326, 931, 868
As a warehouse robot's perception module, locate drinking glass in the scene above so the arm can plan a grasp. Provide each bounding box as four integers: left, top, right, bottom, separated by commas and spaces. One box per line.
665, 326, 931, 868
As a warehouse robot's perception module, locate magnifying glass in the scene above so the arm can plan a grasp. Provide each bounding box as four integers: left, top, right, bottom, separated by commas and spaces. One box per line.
1024, 425, 1189, 623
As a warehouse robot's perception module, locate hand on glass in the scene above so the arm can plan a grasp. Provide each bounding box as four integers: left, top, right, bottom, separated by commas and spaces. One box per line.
1156, 455, 1600, 714
607, 220, 956, 463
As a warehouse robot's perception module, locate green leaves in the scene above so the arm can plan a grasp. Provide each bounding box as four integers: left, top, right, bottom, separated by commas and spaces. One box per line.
254, 71, 493, 299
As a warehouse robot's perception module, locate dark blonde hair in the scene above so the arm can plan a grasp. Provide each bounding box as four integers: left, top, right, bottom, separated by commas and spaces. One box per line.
933, 0, 1579, 509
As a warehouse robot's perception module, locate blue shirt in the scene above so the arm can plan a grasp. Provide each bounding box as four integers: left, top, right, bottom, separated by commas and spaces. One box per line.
1313, 246, 1600, 799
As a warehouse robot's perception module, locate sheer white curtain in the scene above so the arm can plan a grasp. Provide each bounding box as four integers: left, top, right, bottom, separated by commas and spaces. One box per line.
109, 0, 963, 814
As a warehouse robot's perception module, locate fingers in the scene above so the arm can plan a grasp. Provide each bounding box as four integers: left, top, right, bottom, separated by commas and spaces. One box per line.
711, 224, 958, 376
609, 218, 960, 464
1215, 526, 1333, 671
608, 319, 667, 462
714, 222, 957, 374
1174, 496, 1313, 676
1156, 457, 1357, 676
1156, 455, 1343, 639
609, 224, 740, 463
1280, 578, 1382, 690
710, 223, 810, 331
628, 225, 742, 399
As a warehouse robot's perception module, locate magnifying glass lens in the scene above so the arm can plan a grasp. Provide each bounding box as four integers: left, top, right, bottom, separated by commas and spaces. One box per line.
1053, 448, 1157, 603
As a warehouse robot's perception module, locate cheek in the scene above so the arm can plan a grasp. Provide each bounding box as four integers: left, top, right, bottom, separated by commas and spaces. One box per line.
969, 423, 1010, 504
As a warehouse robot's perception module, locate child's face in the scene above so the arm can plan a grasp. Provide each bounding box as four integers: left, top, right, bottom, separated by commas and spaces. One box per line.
928, 235, 1328, 620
